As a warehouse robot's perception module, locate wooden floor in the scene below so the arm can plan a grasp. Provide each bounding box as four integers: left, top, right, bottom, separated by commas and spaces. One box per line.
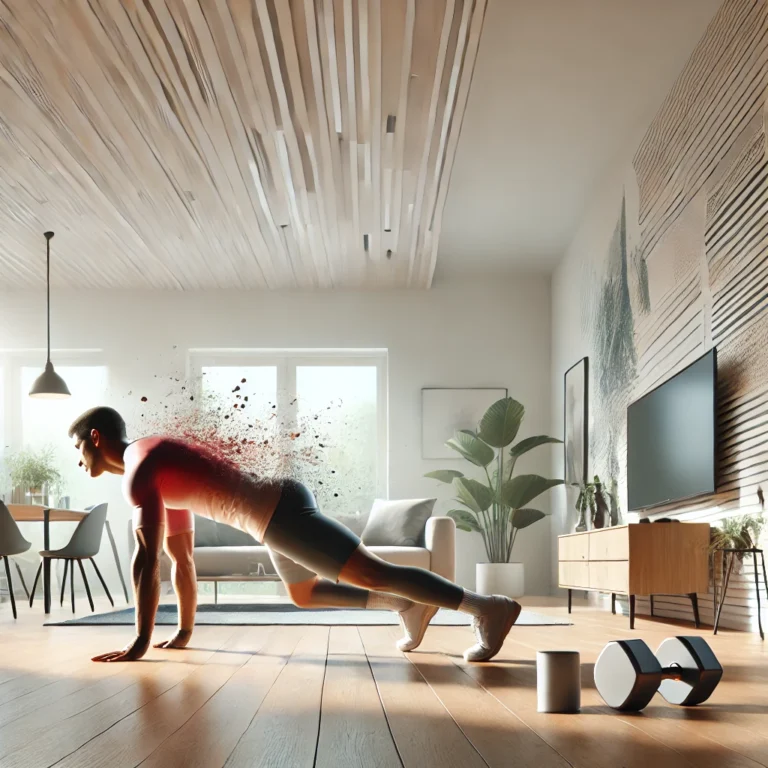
0, 595, 766, 768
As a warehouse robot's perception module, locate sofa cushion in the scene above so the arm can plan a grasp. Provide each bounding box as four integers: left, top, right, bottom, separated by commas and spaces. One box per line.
361, 498, 436, 547
365, 546, 431, 569
193, 514, 259, 547
193, 515, 221, 547
192, 546, 275, 577
215, 521, 259, 547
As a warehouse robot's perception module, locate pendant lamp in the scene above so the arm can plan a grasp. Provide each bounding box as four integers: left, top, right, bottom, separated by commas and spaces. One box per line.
29, 231, 71, 399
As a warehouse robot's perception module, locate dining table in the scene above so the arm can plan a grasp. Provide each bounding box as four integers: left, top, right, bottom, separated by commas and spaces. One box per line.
7, 504, 129, 614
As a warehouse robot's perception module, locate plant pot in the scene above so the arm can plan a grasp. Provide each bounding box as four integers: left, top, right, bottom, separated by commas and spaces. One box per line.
476, 562, 524, 598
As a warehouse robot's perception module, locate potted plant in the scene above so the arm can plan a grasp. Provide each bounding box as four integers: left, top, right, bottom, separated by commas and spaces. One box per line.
5, 446, 63, 504
425, 397, 563, 598
572, 474, 619, 531
709, 514, 765, 581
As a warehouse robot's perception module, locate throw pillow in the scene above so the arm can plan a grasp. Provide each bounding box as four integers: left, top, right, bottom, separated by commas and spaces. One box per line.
335, 510, 370, 537
361, 498, 436, 547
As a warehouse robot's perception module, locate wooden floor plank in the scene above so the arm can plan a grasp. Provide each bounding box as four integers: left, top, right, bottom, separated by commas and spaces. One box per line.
0, 627, 235, 767
431, 621, 768, 768
139, 626, 306, 768
315, 626, 403, 768
502, 615, 768, 767
358, 625, 488, 768
52, 628, 271, 768
223, 626, 330, 768
0, 596, 766, 768
399, 626, 570, 768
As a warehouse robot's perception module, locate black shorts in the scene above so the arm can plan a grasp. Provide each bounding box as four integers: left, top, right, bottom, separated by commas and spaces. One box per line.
262, 479, 361, 583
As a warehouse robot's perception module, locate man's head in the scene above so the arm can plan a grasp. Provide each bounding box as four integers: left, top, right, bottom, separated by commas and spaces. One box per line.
68, 406, 128, 477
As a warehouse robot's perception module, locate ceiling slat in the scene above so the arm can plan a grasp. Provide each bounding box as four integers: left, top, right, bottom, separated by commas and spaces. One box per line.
0, 0, 487, 290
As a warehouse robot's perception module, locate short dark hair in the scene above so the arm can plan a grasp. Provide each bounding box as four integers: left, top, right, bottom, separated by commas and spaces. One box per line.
68, 407, 127, 441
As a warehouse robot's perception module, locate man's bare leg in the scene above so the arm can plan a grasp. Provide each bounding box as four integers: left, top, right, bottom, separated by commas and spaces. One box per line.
154, 531, 197, 649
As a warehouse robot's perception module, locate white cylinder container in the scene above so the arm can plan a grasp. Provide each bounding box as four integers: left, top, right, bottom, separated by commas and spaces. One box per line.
536, 650, 581, 713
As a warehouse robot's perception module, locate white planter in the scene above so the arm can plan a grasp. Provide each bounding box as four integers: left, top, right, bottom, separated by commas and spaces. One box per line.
476, 562, 524, 598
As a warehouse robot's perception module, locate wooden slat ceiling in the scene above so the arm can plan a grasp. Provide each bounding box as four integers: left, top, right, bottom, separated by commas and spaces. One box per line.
0, 0, 487, 290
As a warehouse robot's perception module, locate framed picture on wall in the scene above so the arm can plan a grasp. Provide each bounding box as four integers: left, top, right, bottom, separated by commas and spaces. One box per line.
422, 387, 508, 459
563, 358, 588, 486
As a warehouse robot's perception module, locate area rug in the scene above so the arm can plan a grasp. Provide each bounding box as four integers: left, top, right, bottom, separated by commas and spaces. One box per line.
45, 603, 572, 627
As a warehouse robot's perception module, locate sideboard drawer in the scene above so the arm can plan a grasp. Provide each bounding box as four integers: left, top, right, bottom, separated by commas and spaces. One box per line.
559, 533, 589, 561
589, 561, 629, 593
559, 562, 589, 588
589, 527, 629, 561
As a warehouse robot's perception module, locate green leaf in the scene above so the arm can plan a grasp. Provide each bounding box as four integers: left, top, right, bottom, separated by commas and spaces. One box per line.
424, 469, 465, 484
447, 509, 482, 532
509, 435, 562, 458
454, 477, 494, 513
445, 430, 495, 467
478, 398, 525, 448
510, 508, 547, 529
501, 474, 563, 509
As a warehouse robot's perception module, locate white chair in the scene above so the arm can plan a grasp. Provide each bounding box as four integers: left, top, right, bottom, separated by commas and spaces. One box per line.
29, 503, 114, 613
0, 500, 32, 619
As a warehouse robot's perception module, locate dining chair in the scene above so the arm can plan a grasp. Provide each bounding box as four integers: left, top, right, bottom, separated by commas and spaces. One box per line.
29, 503, 114, 613
0, 500, 32, 619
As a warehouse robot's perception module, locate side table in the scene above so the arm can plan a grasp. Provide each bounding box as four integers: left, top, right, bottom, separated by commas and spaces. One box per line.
713, 548, 768, 639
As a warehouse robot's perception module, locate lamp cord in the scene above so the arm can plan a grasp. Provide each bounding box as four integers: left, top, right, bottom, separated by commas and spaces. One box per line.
45, 231, 53, 364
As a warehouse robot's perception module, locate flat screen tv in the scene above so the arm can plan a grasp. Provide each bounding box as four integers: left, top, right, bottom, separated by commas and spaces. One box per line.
627, 348, 717, 511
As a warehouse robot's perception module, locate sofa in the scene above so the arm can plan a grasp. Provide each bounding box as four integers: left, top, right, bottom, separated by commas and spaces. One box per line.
128, 511, 456, 595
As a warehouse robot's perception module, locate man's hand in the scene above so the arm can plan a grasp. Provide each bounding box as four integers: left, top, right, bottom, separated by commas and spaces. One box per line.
153, 628, 192, 649
92, 635, 150, 663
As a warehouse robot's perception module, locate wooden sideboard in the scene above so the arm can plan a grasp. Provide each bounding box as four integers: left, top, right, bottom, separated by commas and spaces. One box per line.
558, 523, 710, 628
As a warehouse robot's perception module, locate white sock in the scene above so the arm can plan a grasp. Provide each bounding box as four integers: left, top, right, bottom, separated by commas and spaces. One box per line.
366, 591, 413, 613
458, 590, 494, 617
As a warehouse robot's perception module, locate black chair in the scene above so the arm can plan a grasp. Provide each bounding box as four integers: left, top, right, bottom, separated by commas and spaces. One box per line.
30, 503, 114, 613
0, 501, 32, 619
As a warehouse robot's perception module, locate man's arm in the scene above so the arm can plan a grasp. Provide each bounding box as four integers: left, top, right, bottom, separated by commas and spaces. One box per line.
92, 493, 164, 662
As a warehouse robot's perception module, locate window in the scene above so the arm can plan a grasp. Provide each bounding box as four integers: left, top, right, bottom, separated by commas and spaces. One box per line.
190, 350, 387, 517
0, 355, 108, 511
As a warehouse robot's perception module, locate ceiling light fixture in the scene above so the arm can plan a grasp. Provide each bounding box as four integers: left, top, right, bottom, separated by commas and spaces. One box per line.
29, 231, 71, 399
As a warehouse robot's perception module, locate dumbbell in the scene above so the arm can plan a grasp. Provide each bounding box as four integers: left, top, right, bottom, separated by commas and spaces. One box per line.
594, 636, 722, 711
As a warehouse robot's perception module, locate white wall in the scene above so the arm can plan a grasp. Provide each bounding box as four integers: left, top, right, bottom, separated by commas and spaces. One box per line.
1, 275, 552, 594
550, 0, 768, 632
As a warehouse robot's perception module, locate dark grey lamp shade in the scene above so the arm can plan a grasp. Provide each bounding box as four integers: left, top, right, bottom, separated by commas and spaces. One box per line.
29, 361, 71, 399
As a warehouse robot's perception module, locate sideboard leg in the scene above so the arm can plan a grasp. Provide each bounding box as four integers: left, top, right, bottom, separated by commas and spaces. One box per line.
629, 594, 636, 629
567, 589, 572, 613
689, 592, 701, 628
611, 593, 616, 614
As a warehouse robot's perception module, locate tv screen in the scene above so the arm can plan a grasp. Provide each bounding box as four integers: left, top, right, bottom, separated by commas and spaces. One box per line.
627, 349, 717, 511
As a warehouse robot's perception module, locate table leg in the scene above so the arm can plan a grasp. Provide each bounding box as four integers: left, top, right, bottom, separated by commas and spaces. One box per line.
43, 509, 51, 614
714, 552, 734, 635
754, 551, 763, 641
105, 521, 130, 604
650, 595, 654, 617
214, 580, 218, 605
629, 595, 636, 629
